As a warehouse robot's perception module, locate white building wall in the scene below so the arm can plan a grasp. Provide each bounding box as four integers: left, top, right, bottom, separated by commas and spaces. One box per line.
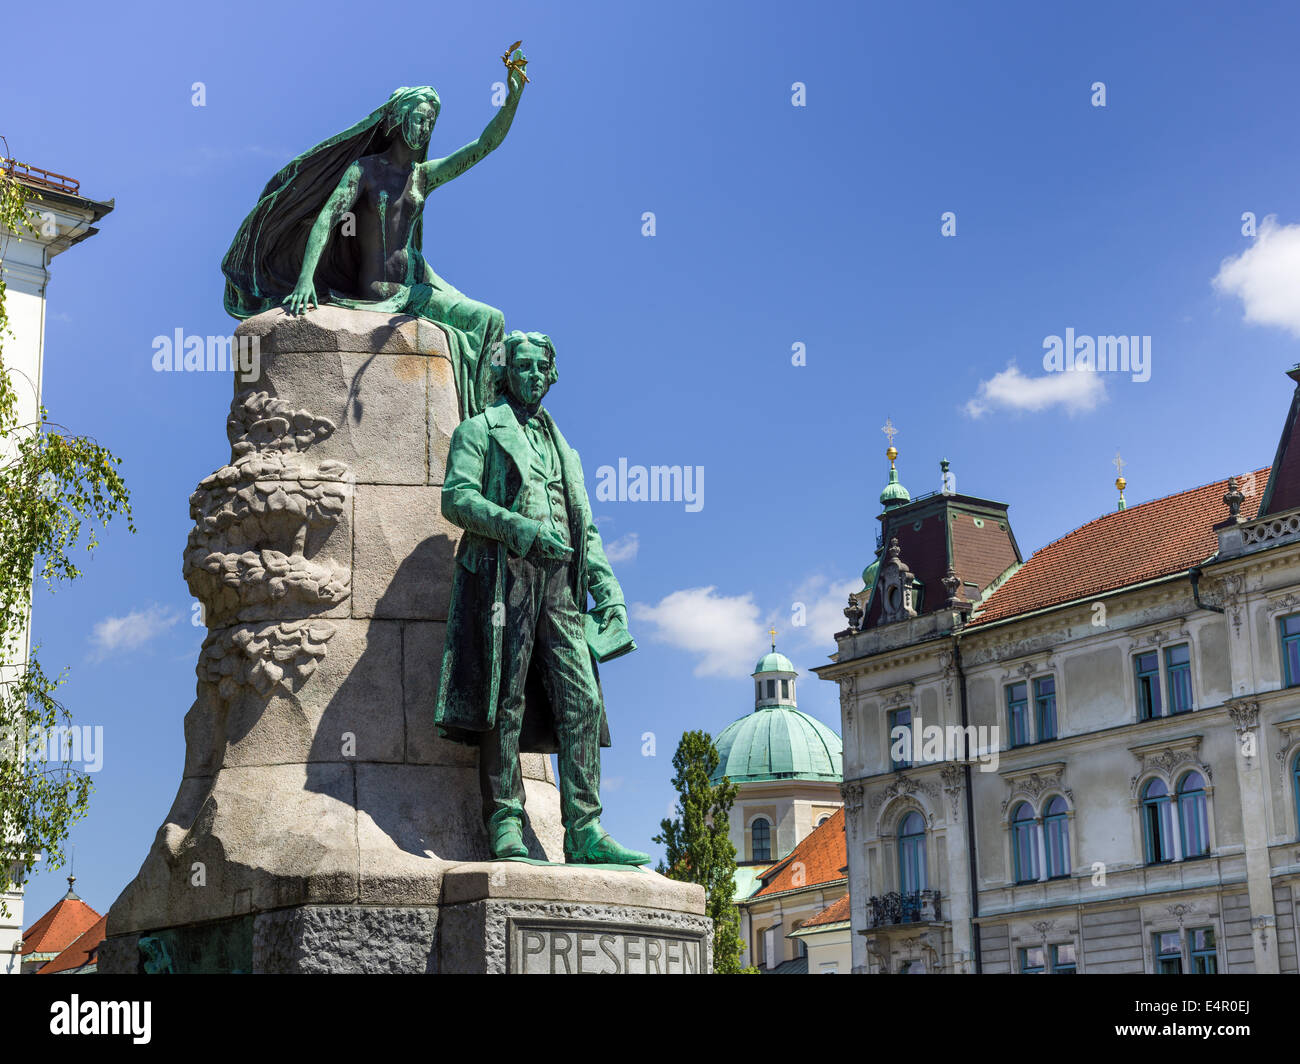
0, 182, 109, 972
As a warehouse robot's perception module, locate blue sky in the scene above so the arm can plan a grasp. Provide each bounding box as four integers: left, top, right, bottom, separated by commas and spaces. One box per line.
9, 0, 1300, 921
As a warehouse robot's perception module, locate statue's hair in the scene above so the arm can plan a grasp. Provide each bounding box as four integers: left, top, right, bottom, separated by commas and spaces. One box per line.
495, 330, 559, 388
383, 86, 441, 133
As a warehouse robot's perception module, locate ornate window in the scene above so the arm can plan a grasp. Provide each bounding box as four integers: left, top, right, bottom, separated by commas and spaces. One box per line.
751, 817, 771, 862
1135, 646, 1194, 719
1141, 779, 1176, 864
1154, 927, 1218, 974
1165, 644, 1193, 714
1280, 614, 1300, 687
1034, 676, 1057, 741
898, 811, 927, 893
1011, 802, 1039, 883
1006, 682, 1030, 747
1135, 652, 1163, 720
1177, 771, 1210, 859
888, 707, 913, 771
1044, 795, 1071, 878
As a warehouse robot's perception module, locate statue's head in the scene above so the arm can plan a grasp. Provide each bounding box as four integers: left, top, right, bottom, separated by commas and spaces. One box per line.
498, 330, 558, 407
383, 86, 441, 150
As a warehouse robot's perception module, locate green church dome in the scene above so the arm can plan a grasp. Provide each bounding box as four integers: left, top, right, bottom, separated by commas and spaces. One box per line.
753, 651, 796, 675
710, 706, 844, 785
861, 558, 880, 594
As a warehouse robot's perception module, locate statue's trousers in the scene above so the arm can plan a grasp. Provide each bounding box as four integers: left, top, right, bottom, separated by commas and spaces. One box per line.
479, 550, 602, 841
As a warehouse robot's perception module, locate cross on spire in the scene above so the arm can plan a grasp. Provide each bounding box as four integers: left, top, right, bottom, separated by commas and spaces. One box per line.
882, 418, 898, 447
1112, 451, 1126, 477
769, 625, 777, 651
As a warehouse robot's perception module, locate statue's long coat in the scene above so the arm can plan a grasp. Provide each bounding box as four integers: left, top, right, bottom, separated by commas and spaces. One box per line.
435, 397, 624, 753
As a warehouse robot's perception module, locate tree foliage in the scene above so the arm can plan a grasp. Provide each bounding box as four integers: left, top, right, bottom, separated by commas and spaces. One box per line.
0, 148, 134, 917
653, 730, 755, 973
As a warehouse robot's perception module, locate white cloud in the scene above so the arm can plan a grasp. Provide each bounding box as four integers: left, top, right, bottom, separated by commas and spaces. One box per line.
788, 574, 862, 651
1213, 216, 1300, 336
603, 532, 639, 563
630, 586, 766, 678
89, 605, 181, 662
964, 364, 1105, 418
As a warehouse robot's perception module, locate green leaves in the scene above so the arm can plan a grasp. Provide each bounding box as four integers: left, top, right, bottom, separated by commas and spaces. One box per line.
653, 730, 753, 973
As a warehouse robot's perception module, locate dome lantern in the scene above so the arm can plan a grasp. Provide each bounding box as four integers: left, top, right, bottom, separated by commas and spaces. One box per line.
752, 628, 797, 709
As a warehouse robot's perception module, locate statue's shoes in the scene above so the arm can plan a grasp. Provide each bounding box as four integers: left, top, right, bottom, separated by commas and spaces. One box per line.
490, 819, 528, 860
565, 829, 650, 866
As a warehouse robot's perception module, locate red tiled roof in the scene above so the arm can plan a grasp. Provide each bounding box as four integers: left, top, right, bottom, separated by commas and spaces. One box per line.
970, 469, 1268, 627
37, 914, 106, 975
753, 808, 846, 897
801, 892, 850, 928
22, 895, 101, 959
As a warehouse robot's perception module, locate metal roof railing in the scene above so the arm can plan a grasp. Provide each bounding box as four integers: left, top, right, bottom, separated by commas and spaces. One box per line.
0, 159, 80, 194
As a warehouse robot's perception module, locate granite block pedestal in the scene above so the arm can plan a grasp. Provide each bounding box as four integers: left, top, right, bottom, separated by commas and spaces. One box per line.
100, 308, 706, 974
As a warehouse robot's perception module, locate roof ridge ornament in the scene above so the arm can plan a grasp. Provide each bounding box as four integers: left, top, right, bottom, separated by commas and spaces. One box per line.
1223, 475, 1246, 523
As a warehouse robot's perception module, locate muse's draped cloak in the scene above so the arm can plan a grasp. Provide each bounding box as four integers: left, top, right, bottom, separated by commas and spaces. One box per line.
221, 92, 503, 420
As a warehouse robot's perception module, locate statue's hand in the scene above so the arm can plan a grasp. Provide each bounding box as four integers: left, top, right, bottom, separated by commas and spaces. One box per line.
533, 524, 572, 561
505, 48, 528, 95
597, 604, 628, 634
283, 279, 318, 317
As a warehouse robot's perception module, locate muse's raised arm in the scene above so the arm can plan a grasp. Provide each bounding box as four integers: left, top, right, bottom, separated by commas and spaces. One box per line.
423, 59, 527, 192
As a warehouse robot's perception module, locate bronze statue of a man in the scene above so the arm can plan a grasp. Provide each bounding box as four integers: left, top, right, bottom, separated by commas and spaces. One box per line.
221, 50, 529, 421
436, 331, 649, 865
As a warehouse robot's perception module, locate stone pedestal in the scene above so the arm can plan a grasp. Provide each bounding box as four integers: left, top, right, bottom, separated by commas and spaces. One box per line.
100, 308, 707, 973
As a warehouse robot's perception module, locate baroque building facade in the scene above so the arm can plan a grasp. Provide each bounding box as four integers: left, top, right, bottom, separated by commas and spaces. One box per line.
817, 372, 1300, 974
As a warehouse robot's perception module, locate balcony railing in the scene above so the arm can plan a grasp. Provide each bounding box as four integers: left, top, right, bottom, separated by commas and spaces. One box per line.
867, 889, 942, 928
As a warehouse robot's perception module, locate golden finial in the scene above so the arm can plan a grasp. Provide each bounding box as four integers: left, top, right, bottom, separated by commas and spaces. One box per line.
882, 418, 899, 466
768, 625, 777, 651
1113, 451, 1127, 511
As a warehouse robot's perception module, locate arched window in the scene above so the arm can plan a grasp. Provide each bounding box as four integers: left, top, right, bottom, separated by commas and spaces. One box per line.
1044, 796, 1070, 878
898, 811, 927, 894
816, 814, 831, 827
1011, 802, 1038, 883
1177, 771, 1209, 859
1142, 779, 1175, 864
751, 818, 771, 862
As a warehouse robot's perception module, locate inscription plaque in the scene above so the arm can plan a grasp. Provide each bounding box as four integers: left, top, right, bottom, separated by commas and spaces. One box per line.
507, 919, 705, 974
